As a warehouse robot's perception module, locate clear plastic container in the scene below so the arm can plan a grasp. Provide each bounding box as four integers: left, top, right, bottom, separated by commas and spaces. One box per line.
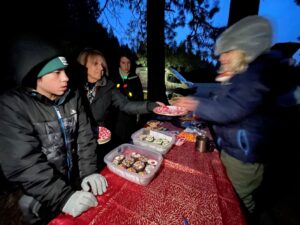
131, 128, 176, 155
104, 143, 163, 186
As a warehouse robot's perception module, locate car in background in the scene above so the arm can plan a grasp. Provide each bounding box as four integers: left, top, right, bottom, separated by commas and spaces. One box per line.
135, 66, 196, 99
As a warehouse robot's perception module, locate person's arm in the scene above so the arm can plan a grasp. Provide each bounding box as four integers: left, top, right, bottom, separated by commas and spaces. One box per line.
0, 96, 73, 213
75, 92, 108, 197
111, 87, 158, 114
174, 72, 269, 124
75, 91, 98, 178
196, 74, 269, 124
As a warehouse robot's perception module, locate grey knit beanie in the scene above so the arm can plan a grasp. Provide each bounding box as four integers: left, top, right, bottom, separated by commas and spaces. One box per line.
215, 15, 273, 63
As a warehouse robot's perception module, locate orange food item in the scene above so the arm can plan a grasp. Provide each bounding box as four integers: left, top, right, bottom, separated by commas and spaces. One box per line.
177, 132, 197, 142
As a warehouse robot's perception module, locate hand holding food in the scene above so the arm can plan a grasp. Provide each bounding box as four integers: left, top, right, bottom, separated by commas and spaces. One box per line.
172, 96, 199, 112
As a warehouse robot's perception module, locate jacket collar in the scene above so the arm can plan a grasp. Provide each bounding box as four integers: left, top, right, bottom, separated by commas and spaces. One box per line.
25, 87, 71, 106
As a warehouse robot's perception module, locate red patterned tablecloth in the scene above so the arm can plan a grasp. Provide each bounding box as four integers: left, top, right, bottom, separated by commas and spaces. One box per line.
49, 126, 246, 225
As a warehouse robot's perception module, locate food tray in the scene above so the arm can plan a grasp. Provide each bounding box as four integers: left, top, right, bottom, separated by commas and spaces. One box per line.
131, 128, 175, 155
104, 144, 163, 186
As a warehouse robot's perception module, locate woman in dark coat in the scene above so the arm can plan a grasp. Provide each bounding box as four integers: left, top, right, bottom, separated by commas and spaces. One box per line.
76, 48, 163, 165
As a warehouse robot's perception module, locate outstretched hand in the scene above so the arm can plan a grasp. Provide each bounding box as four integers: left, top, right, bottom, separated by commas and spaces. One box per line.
171, 96, 199, 112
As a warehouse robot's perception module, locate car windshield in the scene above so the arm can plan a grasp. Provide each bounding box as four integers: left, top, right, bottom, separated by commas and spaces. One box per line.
170, 68, 188, 82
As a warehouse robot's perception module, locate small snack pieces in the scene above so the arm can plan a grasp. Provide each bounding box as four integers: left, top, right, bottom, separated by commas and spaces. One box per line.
104, 144, 163, 185
146, 120, 162, 128
112, 152, 156, 175
153, 105, 187, 116
131, 128, 176, 155
145, 120, 168, 131
177, 131, 197, 142
97, 126, 111, 144
140, 134, 170, 147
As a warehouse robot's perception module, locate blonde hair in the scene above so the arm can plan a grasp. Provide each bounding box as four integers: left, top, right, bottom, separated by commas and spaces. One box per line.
218, 50, 250, 76
77, 48, 109, 75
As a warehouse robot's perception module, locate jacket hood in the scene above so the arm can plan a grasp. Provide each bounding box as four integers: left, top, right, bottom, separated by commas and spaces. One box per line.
8, 34, 63, 85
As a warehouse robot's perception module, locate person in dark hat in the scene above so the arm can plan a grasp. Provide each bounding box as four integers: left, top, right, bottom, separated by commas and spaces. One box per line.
0, 35, 108, 224
173, 15, 288, 223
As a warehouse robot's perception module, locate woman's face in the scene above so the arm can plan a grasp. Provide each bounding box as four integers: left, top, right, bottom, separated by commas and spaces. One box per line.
218, 50, 245, 75
86, 55, 107, 83
119, 56, 131, 74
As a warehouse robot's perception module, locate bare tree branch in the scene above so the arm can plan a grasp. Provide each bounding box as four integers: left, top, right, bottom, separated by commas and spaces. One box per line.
98, 0, 222, 58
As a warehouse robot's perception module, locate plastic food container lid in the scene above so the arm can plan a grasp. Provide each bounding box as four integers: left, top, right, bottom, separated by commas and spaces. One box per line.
104, 143, 163, 186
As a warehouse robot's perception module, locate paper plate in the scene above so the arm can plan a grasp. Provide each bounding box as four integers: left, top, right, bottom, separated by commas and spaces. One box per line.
153, 106, 187, 116
97, 137, 111, 145
98, 126, 111, 145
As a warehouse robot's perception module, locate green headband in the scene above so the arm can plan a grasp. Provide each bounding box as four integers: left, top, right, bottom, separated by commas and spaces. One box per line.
37, 56, 68, 78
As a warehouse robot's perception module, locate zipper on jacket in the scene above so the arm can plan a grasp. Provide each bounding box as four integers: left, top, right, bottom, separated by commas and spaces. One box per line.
53, 106, 73, 180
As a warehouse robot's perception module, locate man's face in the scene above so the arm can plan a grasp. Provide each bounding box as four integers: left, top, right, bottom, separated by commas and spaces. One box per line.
86, 55, 106, 83
119, 56, 131, 74
36, 69, 69, 100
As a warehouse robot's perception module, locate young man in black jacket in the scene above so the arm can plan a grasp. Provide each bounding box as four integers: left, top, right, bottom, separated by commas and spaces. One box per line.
0, 35, 108, 224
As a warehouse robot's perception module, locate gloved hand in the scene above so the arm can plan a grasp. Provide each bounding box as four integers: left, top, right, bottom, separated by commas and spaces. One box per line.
81, 173, 108, 196
62, 191, 98, 217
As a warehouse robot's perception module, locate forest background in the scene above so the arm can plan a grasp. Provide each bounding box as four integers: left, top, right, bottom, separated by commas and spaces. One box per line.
1, 0, 300, 100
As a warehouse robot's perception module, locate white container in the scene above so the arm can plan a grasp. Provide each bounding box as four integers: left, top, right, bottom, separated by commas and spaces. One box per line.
104, 143, 163, 186
131, 128, 175, 155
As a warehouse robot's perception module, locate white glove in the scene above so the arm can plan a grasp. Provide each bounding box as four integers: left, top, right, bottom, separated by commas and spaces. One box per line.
81, 173, 108, 196
62, 191, 98, 217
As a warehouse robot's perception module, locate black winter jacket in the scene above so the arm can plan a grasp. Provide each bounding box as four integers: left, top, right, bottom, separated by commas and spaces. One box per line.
81, 76, 157, 128
0, 87, 97, 215
0, 34, 98, 223
112, 71, 144, 101
110, 71, 145, 143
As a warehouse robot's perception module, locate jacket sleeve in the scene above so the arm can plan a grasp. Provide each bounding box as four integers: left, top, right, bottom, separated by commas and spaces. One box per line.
196, 69, 270, 124
111, 87, 153, 114
0, 96, 73, 213
75, 92, 98, 178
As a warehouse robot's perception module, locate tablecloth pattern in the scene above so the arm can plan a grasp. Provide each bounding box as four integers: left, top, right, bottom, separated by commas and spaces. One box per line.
49, 141, 246, 225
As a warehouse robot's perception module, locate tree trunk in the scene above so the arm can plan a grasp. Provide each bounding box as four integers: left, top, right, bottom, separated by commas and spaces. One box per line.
146, 0, 168, 103
228, 0, 260, 26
